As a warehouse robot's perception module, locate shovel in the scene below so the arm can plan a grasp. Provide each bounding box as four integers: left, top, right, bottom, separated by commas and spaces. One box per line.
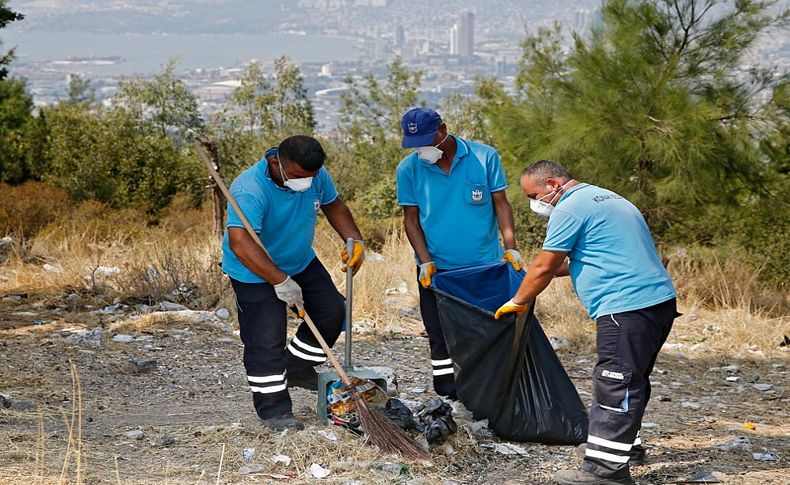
316, 237, 388, 423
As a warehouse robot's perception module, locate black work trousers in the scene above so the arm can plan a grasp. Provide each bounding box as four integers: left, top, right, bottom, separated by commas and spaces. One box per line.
230, 257, 344, 419
582, 297, 678, 479
417, 268, 457, 398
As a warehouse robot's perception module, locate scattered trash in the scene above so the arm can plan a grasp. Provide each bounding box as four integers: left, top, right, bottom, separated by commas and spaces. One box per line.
270, 453, 290, 465
716, 436, 752, 453
417, 398, 457, 445
65, 328, 103, 347
753, 452, 780, 462
238, 464, 264, 475
112, 334, 136, 343
676, 470, 722, 483
241, 448, 254, 461
332, 461, 409, 475
405, 387, 426, 394
663, 343, 685, 351
482, 442, 531, 456
382, 398, 423, 433
709, 365, 740, 373
0, 394, 11, 409
753, 383, 773, 392
318, 430, 338, 443
549, 337, 569, 350
743, 422, 757, 431
270, 471, 295, 479
94, 266, 121, 277
368, 251, 385, 263
124, 358, 157, 374
308, 463, 330, 479
641, 422, 660, 429
153, 432, 176, 447
32, 320, 46, 325
463, 419, 492, 438
780, 335, 789, 347
725, 376, 740, 382
43, 264, 63, 273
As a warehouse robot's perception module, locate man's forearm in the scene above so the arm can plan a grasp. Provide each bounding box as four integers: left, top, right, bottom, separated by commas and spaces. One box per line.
322, 200, 363, 241
493, 192, 518, 250
403, 210, 431, 264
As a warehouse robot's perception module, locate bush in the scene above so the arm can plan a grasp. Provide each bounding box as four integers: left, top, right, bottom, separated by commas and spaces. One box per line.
0, 182, 73, 237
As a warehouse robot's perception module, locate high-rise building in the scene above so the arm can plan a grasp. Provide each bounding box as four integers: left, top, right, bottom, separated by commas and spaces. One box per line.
449, 24, 459, 56
458, 11, 474, 58
394, 23, 405, 48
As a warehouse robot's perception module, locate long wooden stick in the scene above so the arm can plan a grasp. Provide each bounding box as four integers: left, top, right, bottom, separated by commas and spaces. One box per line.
195, 142, 355, 387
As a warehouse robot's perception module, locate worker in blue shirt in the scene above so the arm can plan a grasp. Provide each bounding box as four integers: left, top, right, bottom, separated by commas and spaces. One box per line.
396, 107, 525, 399
496, 160, 678, 485
222, 135, 365, 431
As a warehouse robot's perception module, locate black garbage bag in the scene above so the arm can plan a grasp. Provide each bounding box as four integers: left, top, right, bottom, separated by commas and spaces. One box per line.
382, 398, 424, 433
431, 262, 588, 445
417, 398, 457, 445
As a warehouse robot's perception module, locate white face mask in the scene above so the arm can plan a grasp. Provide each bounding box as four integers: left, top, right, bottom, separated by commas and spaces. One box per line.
415, 133, 449, 164
529, 179, 575, 217
277, 154, 313, 192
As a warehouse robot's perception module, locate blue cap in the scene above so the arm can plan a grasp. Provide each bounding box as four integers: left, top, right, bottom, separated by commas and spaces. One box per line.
400, 108, 442, 148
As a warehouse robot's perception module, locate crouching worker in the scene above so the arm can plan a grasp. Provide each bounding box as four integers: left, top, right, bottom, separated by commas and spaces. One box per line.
221, 135, 365, 430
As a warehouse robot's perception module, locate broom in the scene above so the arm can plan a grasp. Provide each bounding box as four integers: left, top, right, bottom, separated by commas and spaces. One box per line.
195, 142, 430, 460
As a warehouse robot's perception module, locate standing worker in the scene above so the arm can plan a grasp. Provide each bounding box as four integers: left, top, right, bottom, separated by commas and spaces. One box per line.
495, 160, 678, 485
222, 135, 365, 430
396, 107, 524, 400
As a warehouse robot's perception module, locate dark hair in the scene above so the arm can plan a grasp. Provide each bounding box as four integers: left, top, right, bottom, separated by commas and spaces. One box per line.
522, 160, 573, 184
278, 135, 326, 171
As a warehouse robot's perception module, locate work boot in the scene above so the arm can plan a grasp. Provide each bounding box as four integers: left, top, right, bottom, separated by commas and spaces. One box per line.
260, 413, 304, 431
576, 443, 647, 465
287, 368, 318, 391
553, 469, 635, 485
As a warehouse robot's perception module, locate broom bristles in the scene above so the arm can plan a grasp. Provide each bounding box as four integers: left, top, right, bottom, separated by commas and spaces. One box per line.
355, 397, 430, 460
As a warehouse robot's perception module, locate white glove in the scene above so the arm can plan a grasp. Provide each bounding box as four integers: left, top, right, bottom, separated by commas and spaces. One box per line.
273, 276, 305, 317
502, 249, 526, 271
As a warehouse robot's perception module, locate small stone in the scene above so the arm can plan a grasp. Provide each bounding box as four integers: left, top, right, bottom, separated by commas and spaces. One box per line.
753, 383, 773, 392
681, 401, 701, 409
112, 334, 135, 343
662, 343, 685, 351
126, 430, 143, 440
716, 436, 752, 453
10, 400, 34, 411
153, 432, 176, 447
753, 452, 780, 462
124, 358, 157, 374
215, 308, 230, 319
158, 301, 188, 312
549, 337, 568, 350
710, 365, 740, 373
43, 263, 63, 273
65, 328, 103, 346
641, 422, 660, 429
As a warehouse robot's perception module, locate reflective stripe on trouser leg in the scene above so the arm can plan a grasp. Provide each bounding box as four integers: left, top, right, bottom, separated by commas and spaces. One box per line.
284, 258, 345, 373
231, 278, 292, 420
417, 271, 456, 397
581, 299, 677, 480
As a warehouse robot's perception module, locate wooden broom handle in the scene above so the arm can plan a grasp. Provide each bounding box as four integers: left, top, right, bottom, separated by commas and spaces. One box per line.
195, 142, 354, 387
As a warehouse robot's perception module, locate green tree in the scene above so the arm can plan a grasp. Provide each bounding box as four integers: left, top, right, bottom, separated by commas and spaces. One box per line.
0, 0, 23, 81
333, 58, 422, 216
478, 0, 789, 233
271, 56, 315, 136
0, 77, 33, 183
115, 58, 204, 142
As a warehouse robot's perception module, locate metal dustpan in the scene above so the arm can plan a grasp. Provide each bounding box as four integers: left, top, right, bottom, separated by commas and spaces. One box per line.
317, 238, 387, 423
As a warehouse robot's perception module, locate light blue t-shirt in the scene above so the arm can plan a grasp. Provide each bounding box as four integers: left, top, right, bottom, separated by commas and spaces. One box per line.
221, 159, 339, 283
543, 183, 676, 320
396, 136, 507, 270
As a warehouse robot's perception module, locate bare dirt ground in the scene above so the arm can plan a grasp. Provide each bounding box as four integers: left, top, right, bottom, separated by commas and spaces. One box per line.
1, 296, 788, 484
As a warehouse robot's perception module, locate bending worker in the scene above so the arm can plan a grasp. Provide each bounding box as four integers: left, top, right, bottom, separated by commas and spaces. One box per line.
396, 107, 524, 400
495, 160, 678, 485
222, 135, 365, 431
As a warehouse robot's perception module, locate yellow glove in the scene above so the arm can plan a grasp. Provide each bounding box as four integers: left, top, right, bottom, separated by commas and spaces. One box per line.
495, 298, 528, 320
341, 240, 365, 275
502, 249, 525, 271
419, 262, 436, 288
